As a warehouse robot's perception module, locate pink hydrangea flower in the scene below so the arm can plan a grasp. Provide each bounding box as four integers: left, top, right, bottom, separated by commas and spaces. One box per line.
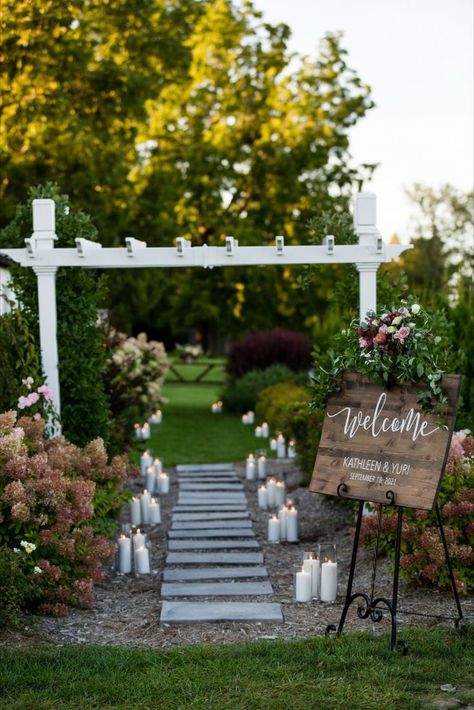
17, 396, 31, 410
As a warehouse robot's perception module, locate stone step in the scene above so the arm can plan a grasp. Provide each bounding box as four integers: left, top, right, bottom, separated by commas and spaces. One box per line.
176, 464, 235, 472
163, 566, 268, 582
173, 505, 248, 512
168, 539, 260, 551
179, 483, 244, 491
177, 473, 239, 480
160, 601, 283, 624
161, 581, 273, 597
171, 520, 252, 530
173, 512, 249, 522
166, 552, 264, 565
168, 528, 255, 539
178, 492, 246, 499
177, 498, 247, 505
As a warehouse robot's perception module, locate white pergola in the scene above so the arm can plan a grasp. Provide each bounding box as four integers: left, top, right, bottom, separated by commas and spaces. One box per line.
0, 192, 411, 432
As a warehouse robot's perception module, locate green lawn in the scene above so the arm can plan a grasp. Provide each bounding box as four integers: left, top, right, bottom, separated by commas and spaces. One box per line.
143, 382, 264, 466
0, 628, 472, 709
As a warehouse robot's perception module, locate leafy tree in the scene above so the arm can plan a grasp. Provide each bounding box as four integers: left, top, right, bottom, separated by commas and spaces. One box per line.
0, 1, 375, 344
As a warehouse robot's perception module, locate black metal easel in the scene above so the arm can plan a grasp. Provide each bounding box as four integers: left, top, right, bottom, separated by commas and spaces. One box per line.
325, 482, 465, 655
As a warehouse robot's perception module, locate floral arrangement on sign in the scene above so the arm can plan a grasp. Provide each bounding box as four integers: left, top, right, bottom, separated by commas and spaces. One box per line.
0, 379, 129, 621
312, 299, 450, 414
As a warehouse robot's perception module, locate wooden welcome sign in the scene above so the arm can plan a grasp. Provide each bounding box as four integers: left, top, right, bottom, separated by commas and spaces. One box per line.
310, 371, 461, 510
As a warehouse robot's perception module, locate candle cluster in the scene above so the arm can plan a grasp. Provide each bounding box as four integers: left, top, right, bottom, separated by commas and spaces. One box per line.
241, 410, 255, 424
245, 453, 268, 480
145, 467, 169, 496
134, 422, 151, 440
117, 528, 151, 575
148, 409, 162, 424
294, 544, 337, 602
255, 422, 269, 438
211, 401, 223, 413
267, 502, 299, 543
269, 432, 288, 458
130, 491, 161, 526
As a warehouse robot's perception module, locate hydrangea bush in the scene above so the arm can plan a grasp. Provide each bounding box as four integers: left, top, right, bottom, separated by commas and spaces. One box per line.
360, 431, 474, 593
0, 383, 129, 620
102, 327, 170, 452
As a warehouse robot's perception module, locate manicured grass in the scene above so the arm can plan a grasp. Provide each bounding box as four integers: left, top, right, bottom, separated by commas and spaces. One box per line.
166, 357, 226, 384
143, 382, 262, 466
0, 628, 473, 709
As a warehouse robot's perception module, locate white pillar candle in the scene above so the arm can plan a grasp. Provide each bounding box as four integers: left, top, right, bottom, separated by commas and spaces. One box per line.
154, 409, 162, 423
274, 481, 286, 506
287, 440, 296, 459
267, 515, 280, 543
130, 497, 141, 526
118, 535, 132, 574
148, 498, 161, 524
242, 413, 249, 424
153, 457, 162, 474
257, 455, 266, 479
286, 507, 299, 542
295, 567, 312, 602
278, 506, 287, 540
276, 433, 286, 459
261, 422, 269, 437
159, 472, 170, 495
247, 411, 255, 424
133, 528, 145, 549
140, 450, 153, 477
140, 490, 151, 523
255, 425, 262, 438
266, 478, 276, 507
246, 454, 256, 480
145, 466, 157, 494
134, 423, 142, 440
141, 423, 150, 440
258, 485, 268, 509
303, 555, 320, 599
270, 438, 277, 451
134, 546, 151, 574
320, 561, 338, 602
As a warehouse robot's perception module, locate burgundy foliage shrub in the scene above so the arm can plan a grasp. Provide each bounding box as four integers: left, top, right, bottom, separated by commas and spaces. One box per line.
226, 329, 312, 378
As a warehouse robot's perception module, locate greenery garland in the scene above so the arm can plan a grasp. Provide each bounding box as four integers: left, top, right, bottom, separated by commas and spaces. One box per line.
311, 299, 452, 414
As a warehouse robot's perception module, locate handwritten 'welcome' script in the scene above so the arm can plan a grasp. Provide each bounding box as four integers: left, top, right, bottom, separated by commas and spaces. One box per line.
328, 392, 440, 442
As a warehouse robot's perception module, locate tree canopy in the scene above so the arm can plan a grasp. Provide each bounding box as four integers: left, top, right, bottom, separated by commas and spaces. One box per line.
1, 0, 375, 345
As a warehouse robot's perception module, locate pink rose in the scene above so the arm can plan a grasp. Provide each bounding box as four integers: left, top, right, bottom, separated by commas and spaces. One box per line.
17, 396, 30, 410
38, 385, 53, 401
393, 326, 410, 344
398, 307, 409, 318
359, 337, 369, 347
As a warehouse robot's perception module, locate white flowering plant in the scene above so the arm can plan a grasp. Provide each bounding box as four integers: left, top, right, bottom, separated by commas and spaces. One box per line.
312, 300, 452, 414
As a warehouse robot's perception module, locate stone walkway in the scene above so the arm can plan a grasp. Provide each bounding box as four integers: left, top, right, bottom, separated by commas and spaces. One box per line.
160, 464, 283, 624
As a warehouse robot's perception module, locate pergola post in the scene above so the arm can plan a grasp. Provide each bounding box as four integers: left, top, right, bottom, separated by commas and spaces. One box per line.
354, 192, 380, 320
30, 200, 61, 432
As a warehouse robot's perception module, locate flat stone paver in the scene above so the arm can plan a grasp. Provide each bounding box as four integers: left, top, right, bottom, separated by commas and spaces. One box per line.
161, 581, 273, 597
168, 528, 255, 539
160, 601, 283, 624
173, 505, 248, 512
171, 520, 252, 530
180, 483, 244, 491
178, 475, 239, 481
168, 539, 260, 551
163, 566, 268, 582
176, 464, 235, 472
166, 552, 264, 565
178, 492, 246, 499
178, 498, 247, 506
173, 512, 249, 521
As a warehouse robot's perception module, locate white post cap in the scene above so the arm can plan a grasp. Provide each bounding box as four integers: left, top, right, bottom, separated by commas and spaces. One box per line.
33, 199, 56, 232
354, 192, 376, 229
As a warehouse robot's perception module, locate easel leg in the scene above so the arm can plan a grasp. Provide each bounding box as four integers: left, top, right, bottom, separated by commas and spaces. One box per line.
390, 507, 407, 653
325, 500, 365, 637
435, 504, 464, 627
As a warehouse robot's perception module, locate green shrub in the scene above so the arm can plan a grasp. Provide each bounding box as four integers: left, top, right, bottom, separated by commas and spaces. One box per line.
255, 382, 310, 431
221, 364, 308, 414
0, 183, 110, 447
360, 432, 474, 593
282, 403, 325, 485
0, 544, 40, 627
